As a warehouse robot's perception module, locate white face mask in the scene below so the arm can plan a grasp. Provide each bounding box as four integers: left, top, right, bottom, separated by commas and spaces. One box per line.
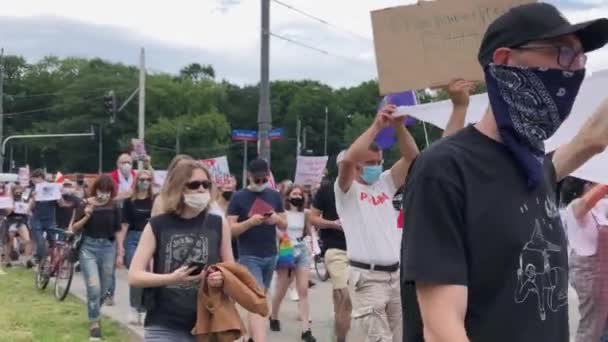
184, 192, 210, 211
120, 162, 132, 175
250, 182, 268, 193
97, 192, 111, 203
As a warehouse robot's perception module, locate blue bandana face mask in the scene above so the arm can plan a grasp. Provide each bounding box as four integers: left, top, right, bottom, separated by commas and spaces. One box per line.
361, 165, 382, 185
485, 63, 585, 189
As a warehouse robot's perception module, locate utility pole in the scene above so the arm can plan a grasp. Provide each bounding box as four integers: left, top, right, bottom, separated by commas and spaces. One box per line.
324, 106, 328, 156
242, 140, 248, 189
138, 47, 146, 170
175, 123, 181, 154
0, 48, 4, 172
257, 0, 272, 164
296, 118, 301, 156
98, 125, 103, 174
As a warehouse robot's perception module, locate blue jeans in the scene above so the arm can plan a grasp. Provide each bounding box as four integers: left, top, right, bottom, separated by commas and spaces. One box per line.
144, 325, 195, 342
124, 230, 144, 310
238, 255, 277, 290
79, 237, 116, 321
31, 216, 56, 259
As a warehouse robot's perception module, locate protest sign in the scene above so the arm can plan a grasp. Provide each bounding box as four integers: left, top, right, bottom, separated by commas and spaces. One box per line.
294, 156, 329, 187
18, 167, 30, 187
371, 0, 534, 94
200, 156, 231, 186
0, 197, 12, 209
131, 139, 147, 162
35, 182, 62, 202
153, 170, 167, 187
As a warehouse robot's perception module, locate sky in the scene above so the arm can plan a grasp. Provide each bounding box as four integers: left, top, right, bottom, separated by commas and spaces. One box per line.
2, 0, 608, 88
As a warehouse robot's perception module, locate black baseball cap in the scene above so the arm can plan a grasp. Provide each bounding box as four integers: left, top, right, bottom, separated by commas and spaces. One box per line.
248, 158, 269, 177
478, 2, 608, 66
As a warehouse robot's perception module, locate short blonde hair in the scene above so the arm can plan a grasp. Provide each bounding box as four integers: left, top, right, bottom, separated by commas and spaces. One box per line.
160, 159, 214, 215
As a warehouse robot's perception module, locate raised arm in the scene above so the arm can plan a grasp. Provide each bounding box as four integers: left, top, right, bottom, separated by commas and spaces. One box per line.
443, 79, 475, 138
571, 184, 608, 219
390, 117, 420, 189
553, 97, 608, 181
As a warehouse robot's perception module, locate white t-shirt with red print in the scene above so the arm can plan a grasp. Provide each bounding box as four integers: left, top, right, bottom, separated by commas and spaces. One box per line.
334, 171, 401, 265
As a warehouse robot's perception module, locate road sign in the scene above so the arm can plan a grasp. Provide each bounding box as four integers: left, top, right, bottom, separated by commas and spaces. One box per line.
269, 128, 285, 140
232, 129, 258, 142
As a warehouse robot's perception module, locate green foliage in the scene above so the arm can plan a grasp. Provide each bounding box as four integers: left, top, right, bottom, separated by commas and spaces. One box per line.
0, 55, 482, 180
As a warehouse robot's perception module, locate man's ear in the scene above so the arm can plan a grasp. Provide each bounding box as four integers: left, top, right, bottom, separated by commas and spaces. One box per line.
493, 47, 513, 65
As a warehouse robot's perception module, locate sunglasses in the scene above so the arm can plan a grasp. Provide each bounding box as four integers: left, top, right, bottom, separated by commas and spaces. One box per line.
515, 44, 587, 71
253, 178, 268, 185
185, 180, 212, 190
139, 178, 152, 182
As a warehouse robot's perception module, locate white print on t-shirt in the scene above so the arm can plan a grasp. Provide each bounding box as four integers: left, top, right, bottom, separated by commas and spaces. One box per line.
164, 233, 209, 289
543, 196, 560, 221
514, 217, 568, 321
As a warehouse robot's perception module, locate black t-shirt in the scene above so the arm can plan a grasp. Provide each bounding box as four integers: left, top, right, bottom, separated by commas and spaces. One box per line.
122, 197, 153, 232
145, 211, 222, 331
227, 188, 284, 257
56, 194, 83, 229
81, 204, 122, 240
401, 126, 569, 342
312, 181, 347, 251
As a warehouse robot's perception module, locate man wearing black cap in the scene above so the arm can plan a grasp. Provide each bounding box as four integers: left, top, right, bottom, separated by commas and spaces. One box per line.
401, 3, 608, 342
227, 158, 287, 342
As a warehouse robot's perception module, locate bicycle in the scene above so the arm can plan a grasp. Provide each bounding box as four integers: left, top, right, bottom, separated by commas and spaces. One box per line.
35, 228, 76, 301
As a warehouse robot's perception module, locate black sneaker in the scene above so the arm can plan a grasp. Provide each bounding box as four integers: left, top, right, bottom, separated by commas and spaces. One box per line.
26, 260, 34, 269
89, 326, 102, 341
301, 330, 316, 342
5, 262, 12, 268
269, 318, 281, 332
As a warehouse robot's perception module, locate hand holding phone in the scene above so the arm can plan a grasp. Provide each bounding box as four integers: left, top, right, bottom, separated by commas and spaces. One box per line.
187, 262, 206, 276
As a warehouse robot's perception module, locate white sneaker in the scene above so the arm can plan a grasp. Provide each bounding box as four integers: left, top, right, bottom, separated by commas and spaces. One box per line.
289, 287, 299, 301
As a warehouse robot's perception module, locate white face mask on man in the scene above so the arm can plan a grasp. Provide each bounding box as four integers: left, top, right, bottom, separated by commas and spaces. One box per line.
120, 162, 132, 175
250, 182, 268, 192
184, 192, 211, 211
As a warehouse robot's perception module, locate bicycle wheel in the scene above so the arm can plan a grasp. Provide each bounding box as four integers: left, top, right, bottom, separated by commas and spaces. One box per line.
314, 254, 329, 282
54, 258, 74, 301
35, 257, 51, 290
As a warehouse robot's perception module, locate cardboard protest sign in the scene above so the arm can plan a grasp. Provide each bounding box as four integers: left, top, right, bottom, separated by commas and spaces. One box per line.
18, 167, 30, 187
131, 139, 147, 162
294, 156, 329, 187
200, 156, 231, 186
371, 0, 535, 94
35, 182, 62, 202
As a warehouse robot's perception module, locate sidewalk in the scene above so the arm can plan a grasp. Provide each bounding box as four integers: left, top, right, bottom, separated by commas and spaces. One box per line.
69, 267, 335, 342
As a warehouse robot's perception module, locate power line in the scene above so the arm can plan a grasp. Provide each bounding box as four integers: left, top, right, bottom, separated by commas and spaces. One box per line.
268, 31, 370, 64
2, 91, 128, 118
270, 0, 372, 42
6, 85, 136, 99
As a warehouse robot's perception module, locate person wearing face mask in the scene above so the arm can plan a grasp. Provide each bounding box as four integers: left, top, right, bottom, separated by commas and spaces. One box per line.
116, 170, 154, 325
227, 158, 287, 342
109, 153, 137, 201
128, 159, 234, 341
56, 181, 84, 230
401, 3, 608, 342
4, 185, 34, 268
71, 175, 122, 341
28, 169, 59, 264
210, 175, 238, 259
269, 185, 317, 342
74, 174, 88, 199
335, 101, 419, 340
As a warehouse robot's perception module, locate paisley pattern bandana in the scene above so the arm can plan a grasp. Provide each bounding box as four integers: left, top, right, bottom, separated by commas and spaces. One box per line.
485, 64, 585, 189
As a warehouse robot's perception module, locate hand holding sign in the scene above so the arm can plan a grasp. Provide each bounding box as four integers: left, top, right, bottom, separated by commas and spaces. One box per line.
447, 79, 476, 107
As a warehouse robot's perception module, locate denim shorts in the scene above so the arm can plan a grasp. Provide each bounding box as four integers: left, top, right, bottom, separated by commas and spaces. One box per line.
238, 255, 277, 290
293, 243, 311, 269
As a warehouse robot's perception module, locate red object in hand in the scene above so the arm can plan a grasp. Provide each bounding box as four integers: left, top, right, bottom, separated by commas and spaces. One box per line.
248, 197, 274, 217
397, 209, 404, 229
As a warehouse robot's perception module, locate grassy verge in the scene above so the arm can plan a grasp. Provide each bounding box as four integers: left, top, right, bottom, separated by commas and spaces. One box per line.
0, 267, 134, 342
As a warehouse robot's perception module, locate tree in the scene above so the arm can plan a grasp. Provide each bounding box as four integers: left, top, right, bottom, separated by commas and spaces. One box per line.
179, 63, 215, 82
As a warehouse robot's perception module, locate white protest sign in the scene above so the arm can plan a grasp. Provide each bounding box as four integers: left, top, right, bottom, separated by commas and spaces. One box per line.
371, 0, 535, 93
200, 156, 231, 186
14, 201, 29, 215
35, 182, 62, 202
294, 156, 329, 186
0, 196, 13, 209
18, 167, 30, 187
153, 170, 168, 187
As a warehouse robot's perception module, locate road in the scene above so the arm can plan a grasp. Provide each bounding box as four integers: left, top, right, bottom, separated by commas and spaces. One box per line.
69, 268, 582, 342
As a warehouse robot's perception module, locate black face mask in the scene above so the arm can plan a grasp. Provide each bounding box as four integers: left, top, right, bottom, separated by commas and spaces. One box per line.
289, 198, 304, 207
221, 191, 233, 201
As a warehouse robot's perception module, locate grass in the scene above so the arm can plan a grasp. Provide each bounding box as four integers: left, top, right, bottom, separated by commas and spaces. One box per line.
0, 267, 134, 342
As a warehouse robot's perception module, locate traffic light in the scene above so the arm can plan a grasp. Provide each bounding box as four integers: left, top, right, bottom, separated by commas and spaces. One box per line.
103, 90, 117, 121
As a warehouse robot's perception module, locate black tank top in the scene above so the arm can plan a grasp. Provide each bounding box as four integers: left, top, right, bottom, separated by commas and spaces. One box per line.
144, 210, 222, 331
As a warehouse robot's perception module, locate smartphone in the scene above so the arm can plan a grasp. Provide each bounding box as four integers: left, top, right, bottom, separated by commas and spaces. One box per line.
187, 262, 206, 276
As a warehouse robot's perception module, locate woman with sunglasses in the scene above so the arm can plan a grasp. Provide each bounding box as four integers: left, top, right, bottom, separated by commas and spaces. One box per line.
128, 159, 234, 341
117, 170, 155, 325
71, 175, 122, 341
151, 154, 194, 217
